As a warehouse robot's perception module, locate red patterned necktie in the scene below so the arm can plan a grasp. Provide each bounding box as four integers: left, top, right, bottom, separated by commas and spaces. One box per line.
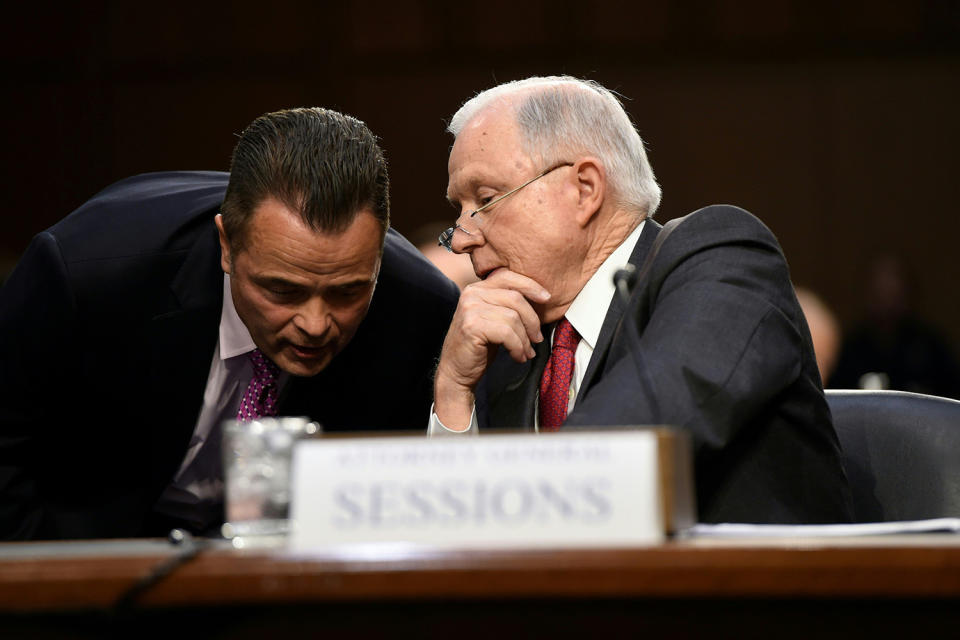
539, 317, 581, 431
237, 348, 281, 421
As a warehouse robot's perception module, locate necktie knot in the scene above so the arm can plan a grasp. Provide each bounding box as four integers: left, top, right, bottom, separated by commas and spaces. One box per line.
249, 348, 280, 384
238, 348, 281, 422
552, 317, 580, 353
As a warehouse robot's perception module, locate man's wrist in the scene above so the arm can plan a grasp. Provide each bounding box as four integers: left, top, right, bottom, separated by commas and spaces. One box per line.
433, 374, 475, 432
428, 403, 479, 436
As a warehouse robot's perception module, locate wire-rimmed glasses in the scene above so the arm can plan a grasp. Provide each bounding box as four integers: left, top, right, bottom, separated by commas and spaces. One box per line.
438, 161, 574, 252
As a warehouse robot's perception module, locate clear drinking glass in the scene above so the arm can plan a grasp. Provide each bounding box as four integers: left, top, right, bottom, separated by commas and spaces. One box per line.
221, 416, 320, 547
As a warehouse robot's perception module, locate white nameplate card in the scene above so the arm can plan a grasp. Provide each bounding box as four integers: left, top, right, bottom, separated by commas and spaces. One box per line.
290, 430, 692, 552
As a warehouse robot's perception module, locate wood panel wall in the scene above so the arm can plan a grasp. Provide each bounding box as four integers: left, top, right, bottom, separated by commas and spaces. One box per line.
3, 0, 958, 345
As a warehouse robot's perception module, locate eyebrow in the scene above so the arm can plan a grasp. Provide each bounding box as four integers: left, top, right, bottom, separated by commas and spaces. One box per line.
446, 173, 502, 206
253, 275, 374, 290
329, 278, 376, 290
254, 275, 304, 289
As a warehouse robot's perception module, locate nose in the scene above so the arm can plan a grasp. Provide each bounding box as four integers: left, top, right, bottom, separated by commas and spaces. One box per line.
293, 296, 332, 339
450, 216, 484, 254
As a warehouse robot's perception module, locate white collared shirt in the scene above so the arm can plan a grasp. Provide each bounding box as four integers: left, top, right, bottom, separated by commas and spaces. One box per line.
152, 274, 287, 530
429, 221, 645, 435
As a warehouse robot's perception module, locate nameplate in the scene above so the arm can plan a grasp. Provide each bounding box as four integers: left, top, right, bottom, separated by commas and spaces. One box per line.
289, 430, 693, 551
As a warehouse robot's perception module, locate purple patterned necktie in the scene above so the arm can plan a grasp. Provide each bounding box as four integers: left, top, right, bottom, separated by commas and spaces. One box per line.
539, 317, 581, 431
237, 348, 281, 421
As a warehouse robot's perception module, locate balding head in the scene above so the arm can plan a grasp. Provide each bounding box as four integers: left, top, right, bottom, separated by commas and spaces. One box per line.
448, 76, 661, 220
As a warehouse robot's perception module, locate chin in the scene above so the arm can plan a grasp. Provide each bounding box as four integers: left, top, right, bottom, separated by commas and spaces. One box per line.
280, 357, 331, 377
533, 302, 558, 324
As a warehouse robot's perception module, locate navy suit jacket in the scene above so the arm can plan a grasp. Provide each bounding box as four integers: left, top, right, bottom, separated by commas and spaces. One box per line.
479, 205, 853, 524
0, 172, 459, 540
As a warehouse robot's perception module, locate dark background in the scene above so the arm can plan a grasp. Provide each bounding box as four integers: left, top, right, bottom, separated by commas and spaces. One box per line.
3, 0, 959, 347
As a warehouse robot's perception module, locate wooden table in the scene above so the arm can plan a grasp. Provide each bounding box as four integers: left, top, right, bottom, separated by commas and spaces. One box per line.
3, 535, 960, 637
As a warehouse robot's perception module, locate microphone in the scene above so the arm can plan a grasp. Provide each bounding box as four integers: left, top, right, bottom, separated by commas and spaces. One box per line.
613, 264, 638, 305
611, 263, 661, 424
168, 528, 194, 546
113, 529, 207, 612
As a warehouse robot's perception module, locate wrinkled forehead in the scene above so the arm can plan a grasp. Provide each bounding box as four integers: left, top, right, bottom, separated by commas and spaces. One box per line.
449, 100, 524, 163
446, 106, 534, 196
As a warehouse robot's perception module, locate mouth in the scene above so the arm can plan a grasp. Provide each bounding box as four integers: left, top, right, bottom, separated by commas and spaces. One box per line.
288, 343, 330, 360
477, 266, 503, 280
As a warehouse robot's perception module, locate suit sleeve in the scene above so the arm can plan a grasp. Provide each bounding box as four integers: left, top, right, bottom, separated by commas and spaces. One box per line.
566, 208, 807, 455
0, 232, 78, 539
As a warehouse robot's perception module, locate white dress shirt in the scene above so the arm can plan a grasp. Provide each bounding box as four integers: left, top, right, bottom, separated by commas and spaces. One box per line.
152, 274, 287, 530
429, 221, 645, 435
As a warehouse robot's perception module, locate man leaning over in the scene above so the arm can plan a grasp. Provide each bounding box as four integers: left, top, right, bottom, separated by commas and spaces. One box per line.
0, 107, 459, 540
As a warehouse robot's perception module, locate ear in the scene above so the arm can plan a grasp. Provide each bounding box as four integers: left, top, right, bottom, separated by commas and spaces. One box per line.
571, 157, 606, 228
214, 214, 232, 274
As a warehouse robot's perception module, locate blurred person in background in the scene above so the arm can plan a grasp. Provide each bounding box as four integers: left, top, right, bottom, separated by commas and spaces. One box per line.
831, 254, 960, 398
795, 286, 842, 386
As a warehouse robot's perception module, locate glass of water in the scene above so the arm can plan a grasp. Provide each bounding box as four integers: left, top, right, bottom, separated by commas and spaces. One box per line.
221, 416, 320, 547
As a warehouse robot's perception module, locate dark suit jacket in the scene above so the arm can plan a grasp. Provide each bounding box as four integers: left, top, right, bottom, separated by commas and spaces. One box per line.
478, 205, 853, 524
0, 171, 459, 540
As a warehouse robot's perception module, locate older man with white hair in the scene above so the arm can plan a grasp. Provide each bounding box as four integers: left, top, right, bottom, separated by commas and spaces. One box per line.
430, 76, 853, 524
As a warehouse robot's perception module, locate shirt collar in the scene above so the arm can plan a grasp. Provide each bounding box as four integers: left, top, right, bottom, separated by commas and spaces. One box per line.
219, 274, 257, 360
564, 220, 645, 349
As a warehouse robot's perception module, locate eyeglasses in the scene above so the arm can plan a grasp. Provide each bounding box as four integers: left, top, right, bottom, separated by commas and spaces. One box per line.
438, 161, 574, 252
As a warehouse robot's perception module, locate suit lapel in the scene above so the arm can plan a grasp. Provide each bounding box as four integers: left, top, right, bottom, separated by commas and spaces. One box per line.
576, 218, 662, 403
144, 225, 223, 497
485, 328, 553, 430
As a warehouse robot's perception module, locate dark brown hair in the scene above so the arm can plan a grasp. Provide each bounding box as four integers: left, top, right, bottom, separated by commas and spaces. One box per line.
221, 107, 389, 251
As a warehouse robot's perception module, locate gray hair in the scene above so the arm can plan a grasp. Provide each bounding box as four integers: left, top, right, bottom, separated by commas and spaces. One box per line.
448, 76, 661, 218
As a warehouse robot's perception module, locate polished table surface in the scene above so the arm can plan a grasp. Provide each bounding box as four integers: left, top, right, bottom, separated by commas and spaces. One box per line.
3, 535, 960, 636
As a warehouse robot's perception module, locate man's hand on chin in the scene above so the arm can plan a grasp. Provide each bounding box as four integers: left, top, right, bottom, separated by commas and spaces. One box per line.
433, 270, 551, 431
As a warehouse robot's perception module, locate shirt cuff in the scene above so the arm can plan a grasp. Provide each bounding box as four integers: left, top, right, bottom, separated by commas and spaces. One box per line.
427, 403, 479, 436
